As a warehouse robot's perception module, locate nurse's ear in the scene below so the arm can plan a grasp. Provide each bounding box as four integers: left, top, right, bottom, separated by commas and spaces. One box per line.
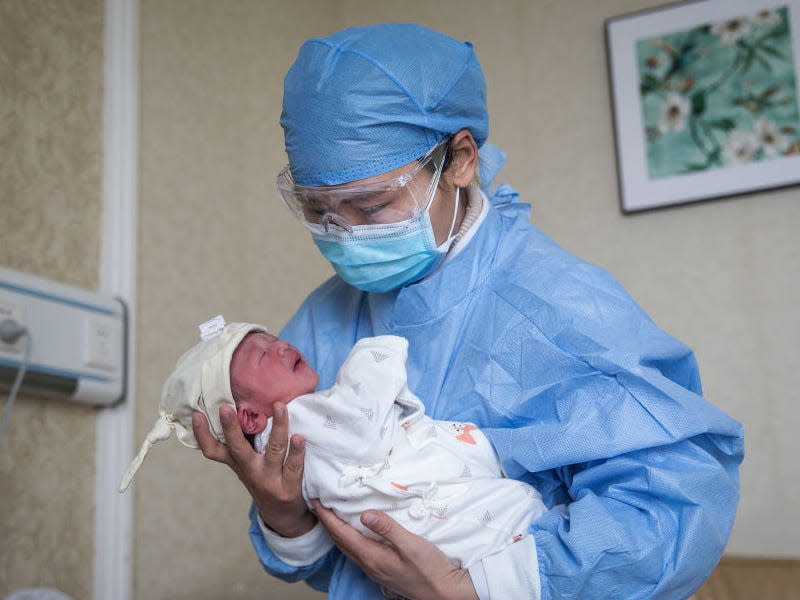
447, 129, 479, 188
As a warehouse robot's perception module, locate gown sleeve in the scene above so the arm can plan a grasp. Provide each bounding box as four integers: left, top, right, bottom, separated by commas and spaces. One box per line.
528, 430, 742, 599
481, 275, 744, 599
248, 503, 341, 592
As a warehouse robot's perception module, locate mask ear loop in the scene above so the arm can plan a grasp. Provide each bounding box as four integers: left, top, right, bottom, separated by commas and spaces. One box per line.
445, 187, 460, 241
420, 145, 448, 215
432, 187, 461, 254
425, 146, 460, 249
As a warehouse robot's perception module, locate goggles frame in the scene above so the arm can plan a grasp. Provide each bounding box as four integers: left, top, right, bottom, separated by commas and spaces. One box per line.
277, 141, 450, 233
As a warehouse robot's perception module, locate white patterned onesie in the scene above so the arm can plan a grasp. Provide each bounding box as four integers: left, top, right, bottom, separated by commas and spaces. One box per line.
255, 335, 546, 568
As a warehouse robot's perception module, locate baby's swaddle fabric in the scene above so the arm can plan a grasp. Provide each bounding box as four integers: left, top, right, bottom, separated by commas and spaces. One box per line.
256, 335, 546, 567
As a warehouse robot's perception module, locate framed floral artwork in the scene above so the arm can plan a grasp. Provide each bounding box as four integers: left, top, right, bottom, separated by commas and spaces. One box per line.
606, 0, 800, 212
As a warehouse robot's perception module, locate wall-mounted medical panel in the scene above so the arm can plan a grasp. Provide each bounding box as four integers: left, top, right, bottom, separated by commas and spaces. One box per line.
0, 265, 126, 406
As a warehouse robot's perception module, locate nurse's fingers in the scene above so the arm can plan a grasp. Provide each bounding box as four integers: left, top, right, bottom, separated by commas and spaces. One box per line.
262, 403, 290, 473
192, 411, 231, 465
218, 405, 255, 467
282, 434, 306, 485
360, 510, 412, 554
312, 500, 394, 568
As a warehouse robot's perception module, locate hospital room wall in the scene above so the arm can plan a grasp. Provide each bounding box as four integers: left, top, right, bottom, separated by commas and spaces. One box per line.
136, 2, 799, 598
0, 1, 104, 597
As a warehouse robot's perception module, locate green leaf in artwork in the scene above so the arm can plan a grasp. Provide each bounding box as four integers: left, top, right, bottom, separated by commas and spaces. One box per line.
763, 20, 789, 40
758, 43, 787, 61
740, 44, 757, 74
674, 40, 696, 71
756, 54, 773, 73
708, 118, 736, 131
691, 92, 706, 115
685, 146, 721, 172
759, 86, 781, 100
640, 73, 660, 95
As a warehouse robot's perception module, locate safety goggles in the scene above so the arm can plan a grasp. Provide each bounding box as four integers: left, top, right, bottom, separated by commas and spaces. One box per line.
276, 141, 449, 233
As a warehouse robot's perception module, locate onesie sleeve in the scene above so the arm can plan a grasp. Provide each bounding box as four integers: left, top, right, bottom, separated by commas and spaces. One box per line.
478, 536, 541, 599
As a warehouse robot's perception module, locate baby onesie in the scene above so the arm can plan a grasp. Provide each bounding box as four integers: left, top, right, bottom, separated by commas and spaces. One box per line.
256, 335, 546, 568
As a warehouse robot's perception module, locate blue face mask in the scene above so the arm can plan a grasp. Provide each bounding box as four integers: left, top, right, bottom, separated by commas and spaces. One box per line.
312, 189, 460, 293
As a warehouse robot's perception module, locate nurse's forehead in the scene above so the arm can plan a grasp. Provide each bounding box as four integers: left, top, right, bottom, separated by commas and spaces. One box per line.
326, 158, 418, 189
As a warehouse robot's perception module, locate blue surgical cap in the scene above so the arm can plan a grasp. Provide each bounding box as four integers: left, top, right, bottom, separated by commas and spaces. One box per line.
281, 23, 489, 186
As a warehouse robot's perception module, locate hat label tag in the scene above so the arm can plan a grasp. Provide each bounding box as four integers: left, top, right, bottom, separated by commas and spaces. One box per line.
199, 315, 226, 340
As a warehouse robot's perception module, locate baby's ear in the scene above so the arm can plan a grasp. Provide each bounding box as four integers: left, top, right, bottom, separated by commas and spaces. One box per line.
237, 405, 264, 435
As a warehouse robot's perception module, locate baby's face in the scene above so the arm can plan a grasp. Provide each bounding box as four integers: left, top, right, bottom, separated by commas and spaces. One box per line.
229, 332, 319, 434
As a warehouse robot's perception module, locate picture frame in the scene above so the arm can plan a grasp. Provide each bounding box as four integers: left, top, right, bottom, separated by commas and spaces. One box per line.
606, 0, 800, 212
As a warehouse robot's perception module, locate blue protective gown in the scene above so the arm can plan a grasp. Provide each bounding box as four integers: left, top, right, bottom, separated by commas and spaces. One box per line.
249, 190, 744, 599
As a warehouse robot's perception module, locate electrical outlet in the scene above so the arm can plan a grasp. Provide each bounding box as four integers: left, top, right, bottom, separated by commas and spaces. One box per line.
0, 292, 26, 354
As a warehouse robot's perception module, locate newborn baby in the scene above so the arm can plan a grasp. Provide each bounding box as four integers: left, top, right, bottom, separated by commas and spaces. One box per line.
120, 318, 545, 569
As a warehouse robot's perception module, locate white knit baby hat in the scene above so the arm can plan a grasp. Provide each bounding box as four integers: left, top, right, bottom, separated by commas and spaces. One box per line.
118, 316, 267, 492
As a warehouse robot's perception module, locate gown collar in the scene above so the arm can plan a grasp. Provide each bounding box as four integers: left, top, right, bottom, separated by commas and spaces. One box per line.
388, 185, 505, 327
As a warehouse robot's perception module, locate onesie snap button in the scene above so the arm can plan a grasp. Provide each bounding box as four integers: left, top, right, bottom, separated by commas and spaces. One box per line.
409, 499, 427, 520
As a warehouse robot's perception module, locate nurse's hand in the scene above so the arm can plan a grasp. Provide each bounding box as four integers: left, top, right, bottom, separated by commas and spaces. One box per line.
311, 500, 478, 600
192, 403, 316, 538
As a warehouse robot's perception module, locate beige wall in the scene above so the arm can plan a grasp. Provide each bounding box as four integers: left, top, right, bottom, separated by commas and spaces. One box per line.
0, 0, 104, 597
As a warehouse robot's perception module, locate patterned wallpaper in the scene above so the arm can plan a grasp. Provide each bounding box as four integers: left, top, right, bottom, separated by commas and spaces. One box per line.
0, 0, 104, 598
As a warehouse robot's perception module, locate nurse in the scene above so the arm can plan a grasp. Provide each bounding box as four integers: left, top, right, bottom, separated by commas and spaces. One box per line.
193, 23, 744, 600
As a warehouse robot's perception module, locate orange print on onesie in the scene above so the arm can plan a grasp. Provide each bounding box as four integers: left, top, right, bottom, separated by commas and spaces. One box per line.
452, 423, 478, 445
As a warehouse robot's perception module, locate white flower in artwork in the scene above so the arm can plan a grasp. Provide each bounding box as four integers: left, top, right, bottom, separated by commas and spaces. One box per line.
723, 130, 759, 165
754, 117, 789, 156
753, 9, 780, 27
658, 93, 692, 133
711, 17, 752, 47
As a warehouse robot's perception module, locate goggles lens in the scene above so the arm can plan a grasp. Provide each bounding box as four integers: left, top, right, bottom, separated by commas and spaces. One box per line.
277, 142, 448, 231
